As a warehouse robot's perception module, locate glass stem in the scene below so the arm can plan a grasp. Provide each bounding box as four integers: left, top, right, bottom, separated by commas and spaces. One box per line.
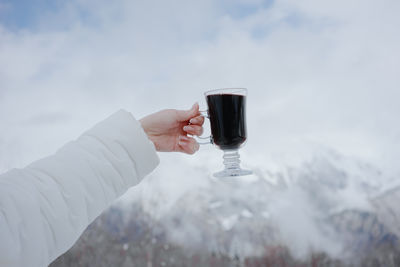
222, 150, 241, 170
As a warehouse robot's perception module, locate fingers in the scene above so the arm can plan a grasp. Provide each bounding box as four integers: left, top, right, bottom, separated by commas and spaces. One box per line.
178, 135, 199, 154
183, 125, 203, 136
189, 115, 205, 126
176, 102, 200, 122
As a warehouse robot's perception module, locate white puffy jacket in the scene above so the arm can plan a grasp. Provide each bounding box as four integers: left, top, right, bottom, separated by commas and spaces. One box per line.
0, 110, 160, 267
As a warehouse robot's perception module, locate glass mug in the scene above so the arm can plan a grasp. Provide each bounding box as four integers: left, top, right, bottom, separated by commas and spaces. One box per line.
196, 88, 252, 177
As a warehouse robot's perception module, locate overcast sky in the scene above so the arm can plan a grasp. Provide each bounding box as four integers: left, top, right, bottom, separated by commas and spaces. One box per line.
1, 0, 399, 173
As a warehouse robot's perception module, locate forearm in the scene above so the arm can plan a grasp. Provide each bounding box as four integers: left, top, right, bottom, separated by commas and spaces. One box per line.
0, 110, 159, 267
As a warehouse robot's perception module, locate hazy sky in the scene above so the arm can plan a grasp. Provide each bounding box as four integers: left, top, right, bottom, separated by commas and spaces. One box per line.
1, 0, 400, 258
1, 0, 399, 172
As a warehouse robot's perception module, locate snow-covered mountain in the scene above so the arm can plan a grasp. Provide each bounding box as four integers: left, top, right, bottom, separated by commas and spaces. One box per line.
51, 149, 400, 266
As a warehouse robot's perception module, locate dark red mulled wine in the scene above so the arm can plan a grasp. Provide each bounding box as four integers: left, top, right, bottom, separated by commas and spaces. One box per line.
206, 94, 247, 150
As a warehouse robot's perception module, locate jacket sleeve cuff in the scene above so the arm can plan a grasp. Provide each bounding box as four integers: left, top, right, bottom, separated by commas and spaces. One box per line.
82, 109, 160, 185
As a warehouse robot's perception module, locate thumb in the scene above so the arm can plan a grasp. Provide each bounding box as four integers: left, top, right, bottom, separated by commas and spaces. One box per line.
176, 102, 199, 121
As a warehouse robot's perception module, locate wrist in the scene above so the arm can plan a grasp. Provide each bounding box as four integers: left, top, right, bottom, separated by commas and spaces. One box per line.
139, 118, 148, 134
139, 118, 158, 151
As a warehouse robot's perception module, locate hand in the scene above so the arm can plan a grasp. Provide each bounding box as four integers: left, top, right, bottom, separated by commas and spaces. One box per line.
139, 103, 205, 154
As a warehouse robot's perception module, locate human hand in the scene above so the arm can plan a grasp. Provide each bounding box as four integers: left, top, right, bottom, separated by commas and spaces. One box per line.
139, 103, 205, 154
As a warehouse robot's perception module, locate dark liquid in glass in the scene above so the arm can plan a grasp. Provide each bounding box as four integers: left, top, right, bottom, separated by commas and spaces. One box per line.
206, 94, 247, 150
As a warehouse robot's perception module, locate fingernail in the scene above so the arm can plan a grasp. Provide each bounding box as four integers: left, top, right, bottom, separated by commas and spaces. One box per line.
178, 141, 184, 146
189, 118, 197, 124
179, 135, 189, 141
193, 143, 199, 153
183, 126, 193, 131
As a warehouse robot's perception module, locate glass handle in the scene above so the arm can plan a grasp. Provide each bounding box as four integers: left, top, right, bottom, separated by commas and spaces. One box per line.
199, 110, 209, 118
196, 136, 212, 145
194, 110, 212, 145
